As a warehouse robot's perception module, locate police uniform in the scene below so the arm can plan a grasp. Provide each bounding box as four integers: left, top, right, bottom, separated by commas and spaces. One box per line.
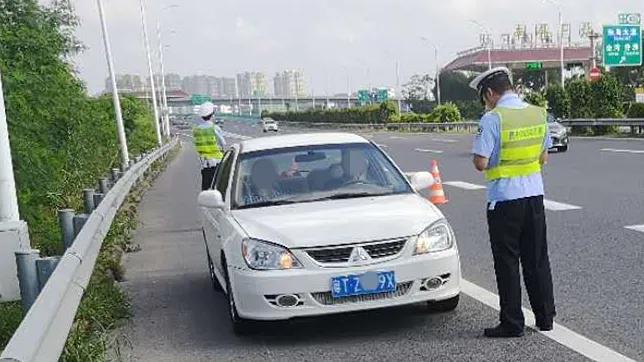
471, 68, 556, 336
193, 120, 226, 190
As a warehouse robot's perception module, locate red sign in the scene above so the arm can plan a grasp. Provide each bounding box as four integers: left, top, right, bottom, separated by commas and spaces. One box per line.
589, 67, 601, 81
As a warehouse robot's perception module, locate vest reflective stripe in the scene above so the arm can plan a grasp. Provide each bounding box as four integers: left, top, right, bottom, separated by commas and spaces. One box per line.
485, 105, 547, 181
192, 126, 223, 160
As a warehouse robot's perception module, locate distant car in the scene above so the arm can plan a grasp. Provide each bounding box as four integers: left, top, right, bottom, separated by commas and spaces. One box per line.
214, 118, 224, 126
261, 118, 279, 133
547, 113, 569, 152
198, 133, 461, 334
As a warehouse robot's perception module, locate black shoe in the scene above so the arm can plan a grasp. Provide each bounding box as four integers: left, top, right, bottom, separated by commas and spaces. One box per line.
536, 321, 553, 331
484, 324, 524, 338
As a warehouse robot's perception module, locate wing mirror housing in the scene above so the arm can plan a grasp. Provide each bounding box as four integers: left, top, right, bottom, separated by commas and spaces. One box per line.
198, 190, 226, 209
407, 172, 435, 192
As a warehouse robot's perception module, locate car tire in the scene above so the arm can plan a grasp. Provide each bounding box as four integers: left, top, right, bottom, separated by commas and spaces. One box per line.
558, 145, 568, 152
222, 257, 253, 335
427, 294, 459, 313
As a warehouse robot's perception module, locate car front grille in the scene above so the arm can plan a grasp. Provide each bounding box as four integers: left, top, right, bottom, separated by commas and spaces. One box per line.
305, 238, 407, 264
310, 281, 414, 305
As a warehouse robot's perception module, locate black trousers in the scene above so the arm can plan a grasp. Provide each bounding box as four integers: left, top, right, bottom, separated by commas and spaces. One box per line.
487, 195, 556, 332
201, 166, 217, 190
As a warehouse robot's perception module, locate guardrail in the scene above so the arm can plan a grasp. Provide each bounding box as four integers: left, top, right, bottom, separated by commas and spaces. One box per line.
0, 139, 178, 362
280, 121, 479, 133
560, 118, 644, 127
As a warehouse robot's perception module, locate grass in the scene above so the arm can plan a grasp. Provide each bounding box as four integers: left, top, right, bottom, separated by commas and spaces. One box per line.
0, 144, 180, 361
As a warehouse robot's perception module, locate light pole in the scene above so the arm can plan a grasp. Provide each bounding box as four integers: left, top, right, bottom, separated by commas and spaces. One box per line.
420, 37, 442, 105
471, 20, 493, 70
545, 0, 565, 88
139, 0, 162, 146
97, 0, 129, 169
395, 60, 402, 112
157, 5, 178, 139
0, 69, 19, 222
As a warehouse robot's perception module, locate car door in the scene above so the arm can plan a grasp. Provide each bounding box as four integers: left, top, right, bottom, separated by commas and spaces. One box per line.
210, 150, 239, 274
202, 150, 234, 272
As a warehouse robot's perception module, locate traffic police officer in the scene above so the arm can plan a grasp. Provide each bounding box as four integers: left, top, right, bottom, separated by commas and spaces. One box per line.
470, 67, 556, 338
193, 102, 226, 190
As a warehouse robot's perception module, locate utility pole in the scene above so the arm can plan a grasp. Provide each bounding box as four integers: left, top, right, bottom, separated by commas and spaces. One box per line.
139, 0, 162, 145
0, 71, 19, 223
435, 46, 442, 105
395, 60, 402, 113
156, 22, 170, 139
97, 0, 129, 169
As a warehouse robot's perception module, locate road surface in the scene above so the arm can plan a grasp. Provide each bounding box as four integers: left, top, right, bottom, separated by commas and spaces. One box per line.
117, 120, 643, 361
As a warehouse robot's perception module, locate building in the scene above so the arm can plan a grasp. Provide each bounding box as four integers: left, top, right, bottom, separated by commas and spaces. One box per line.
236, 72, 268, 97
222, 77, 237, 98
273, 70, 306, 97
104, 74, 144, 93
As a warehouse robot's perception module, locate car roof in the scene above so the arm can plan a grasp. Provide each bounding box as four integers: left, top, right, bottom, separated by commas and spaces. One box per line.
239, 132, 370, 153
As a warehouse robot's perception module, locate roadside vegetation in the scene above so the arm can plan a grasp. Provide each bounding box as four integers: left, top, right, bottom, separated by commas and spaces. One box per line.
0, 0, 165, 359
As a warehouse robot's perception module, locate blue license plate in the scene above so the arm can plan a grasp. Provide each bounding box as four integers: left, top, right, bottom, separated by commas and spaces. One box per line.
331, 271, 396, 298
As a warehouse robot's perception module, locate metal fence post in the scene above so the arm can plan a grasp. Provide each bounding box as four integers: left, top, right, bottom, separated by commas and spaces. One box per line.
93, 192, 104, 207
15, 249, 40, 311
57, 209, 75, 249
36, 257, 60, 291
72, 214, 89, 238
99, 177, 110, 194
111, 168, 120, 182
83, 189, 95, 214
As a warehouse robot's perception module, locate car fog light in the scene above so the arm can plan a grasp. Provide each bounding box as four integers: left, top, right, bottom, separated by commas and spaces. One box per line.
424, 277, 443, 290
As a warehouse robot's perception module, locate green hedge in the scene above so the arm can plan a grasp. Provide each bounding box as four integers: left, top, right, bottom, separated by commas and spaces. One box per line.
1, 0, 157, 255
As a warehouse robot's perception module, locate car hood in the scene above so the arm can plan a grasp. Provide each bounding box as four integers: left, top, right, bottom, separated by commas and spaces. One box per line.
548, 122, 565, 133
231, 194, 442, 249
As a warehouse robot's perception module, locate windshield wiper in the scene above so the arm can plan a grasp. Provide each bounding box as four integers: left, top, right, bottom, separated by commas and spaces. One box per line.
313, 191, 392, 201
237, 199, 298, 209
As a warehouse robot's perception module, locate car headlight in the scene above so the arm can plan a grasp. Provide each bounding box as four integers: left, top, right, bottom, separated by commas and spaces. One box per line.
414, 220, 454, 255
242, 239, 302, 270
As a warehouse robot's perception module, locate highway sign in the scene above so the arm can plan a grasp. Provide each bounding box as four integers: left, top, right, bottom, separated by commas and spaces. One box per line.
191, 94, 212, 105
602, 25, 642, 67
357, 89, 370, 106
618, 13, 641, 25
525, 62, 543, 71
376, 89, 389, 102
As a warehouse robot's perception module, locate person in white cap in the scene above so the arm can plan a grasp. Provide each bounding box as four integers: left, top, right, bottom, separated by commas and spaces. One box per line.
192, 102, 226, 190
470, 67, 555, 338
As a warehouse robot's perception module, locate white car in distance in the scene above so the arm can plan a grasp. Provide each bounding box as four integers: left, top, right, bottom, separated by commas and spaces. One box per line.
261, 118, 279, 132
198, 133, 461, 334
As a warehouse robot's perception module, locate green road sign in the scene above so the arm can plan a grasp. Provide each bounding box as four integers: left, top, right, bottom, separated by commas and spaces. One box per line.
191, 94, 212, 105
376, 89, 389, 102
618, 13, 641, 25
357, 89, 370, 106
525, 62, 543, 71
603, 25, 642, 67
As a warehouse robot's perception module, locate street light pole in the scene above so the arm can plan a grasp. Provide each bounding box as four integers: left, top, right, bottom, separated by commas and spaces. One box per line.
395, 60, 402, 113
470, 20, 493, 70
434, 46, 442, 105
139, 0, 162, 146
156, 22, 169, 139
0, 70, 19, 222
558, 10, 565, 88
97, 0, 129, 170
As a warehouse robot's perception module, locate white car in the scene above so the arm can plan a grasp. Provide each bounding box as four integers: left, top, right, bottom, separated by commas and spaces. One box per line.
261, 118, 279, 132
198, 133, 461, 334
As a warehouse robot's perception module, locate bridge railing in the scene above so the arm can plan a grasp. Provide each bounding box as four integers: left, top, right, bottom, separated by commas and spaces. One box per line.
0, 139, 178, 362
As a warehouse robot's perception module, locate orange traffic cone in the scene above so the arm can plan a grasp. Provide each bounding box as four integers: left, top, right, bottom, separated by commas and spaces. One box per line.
429, 160, 448, 205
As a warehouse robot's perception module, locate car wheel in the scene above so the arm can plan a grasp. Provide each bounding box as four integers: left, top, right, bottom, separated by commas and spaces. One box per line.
558, 145, 568, 152
427, 294, 459, 313
223, 257, 253, 335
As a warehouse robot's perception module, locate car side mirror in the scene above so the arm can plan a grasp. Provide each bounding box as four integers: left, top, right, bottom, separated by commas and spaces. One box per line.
198, 190, 225, 209
408, 172, 434, 191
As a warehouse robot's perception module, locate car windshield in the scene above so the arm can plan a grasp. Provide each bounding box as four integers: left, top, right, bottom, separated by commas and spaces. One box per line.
233, 143, 412, 209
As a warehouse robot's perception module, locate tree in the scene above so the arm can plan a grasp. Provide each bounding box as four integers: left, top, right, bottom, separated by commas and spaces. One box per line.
545, 85, 570, 118
402, 74, 434, 113
432, 71, 478, 102
590, 73, 623, 118
566, 80, 593, 118
523, 91, 547, 107
430, 102, 461, 122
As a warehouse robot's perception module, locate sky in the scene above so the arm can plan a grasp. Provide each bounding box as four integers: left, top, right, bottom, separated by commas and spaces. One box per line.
59, 0, 644, 95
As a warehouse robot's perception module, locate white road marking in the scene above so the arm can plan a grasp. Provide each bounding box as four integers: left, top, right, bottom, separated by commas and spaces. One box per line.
222, 131, 251, 140
390, 136, 406, 139
543, 199, 582, 211
600, 148, 644, 154
443, 181, 486, 190
414, 148, 443, 154
431, 138, 458, 143
461, 279, 636, 362
624, 224, 644, 233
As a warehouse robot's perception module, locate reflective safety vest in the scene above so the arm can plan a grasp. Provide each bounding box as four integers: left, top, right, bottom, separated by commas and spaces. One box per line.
485, 105, 547, 181
192, 126, 224, 161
